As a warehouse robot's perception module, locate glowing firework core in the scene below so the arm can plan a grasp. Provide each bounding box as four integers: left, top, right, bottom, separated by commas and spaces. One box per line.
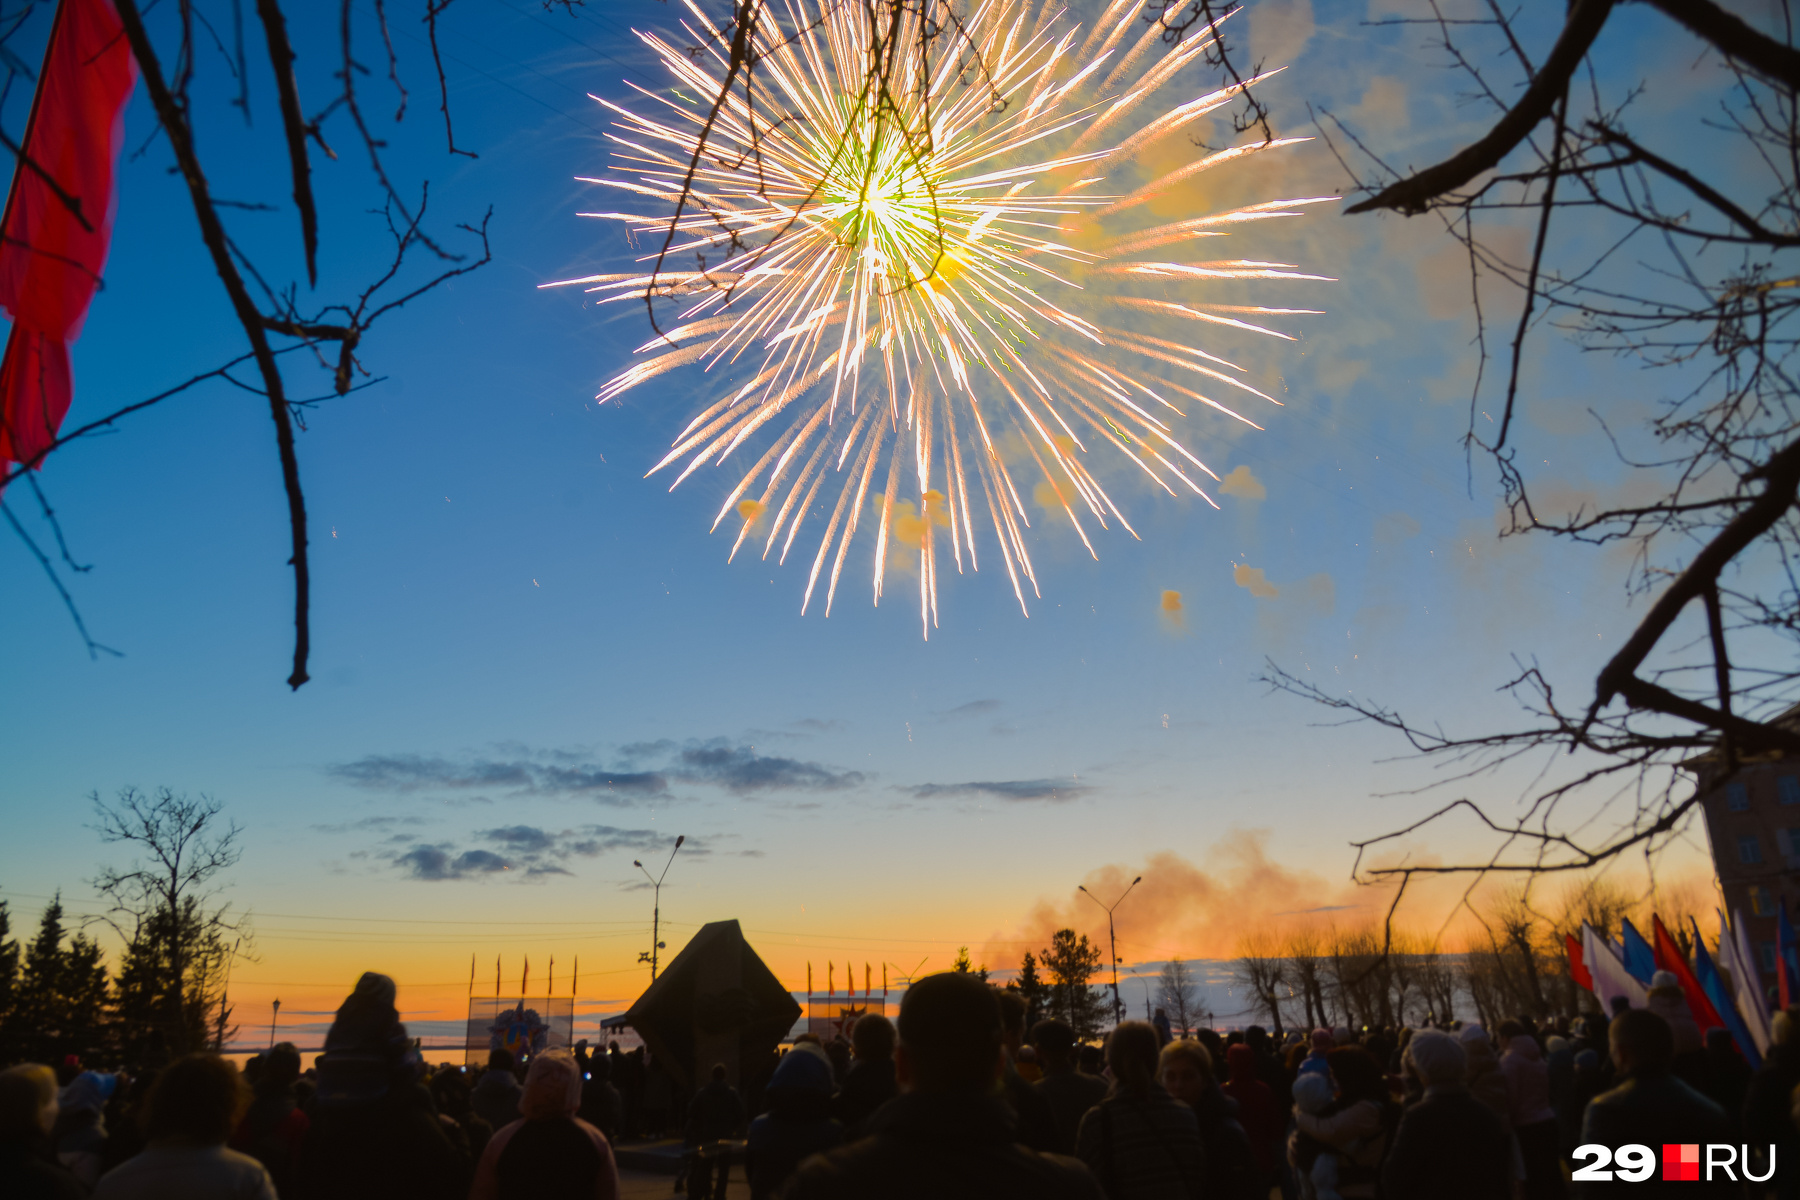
549, 0, 1332, 636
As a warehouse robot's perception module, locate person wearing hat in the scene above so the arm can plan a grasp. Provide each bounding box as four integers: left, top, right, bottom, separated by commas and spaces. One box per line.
1456, 1025, 1511, 1129
782, 972, 1103, 1199
1380, 1029, 1510, 1200
470, 1050, 618, 1200
293, 972, 469, 1200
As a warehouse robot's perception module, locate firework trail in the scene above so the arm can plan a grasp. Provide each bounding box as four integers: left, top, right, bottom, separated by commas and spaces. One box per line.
547, 0, 1331, 636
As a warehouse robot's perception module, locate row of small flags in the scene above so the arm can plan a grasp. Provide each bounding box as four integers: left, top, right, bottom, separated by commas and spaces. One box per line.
806, 962, 887, 999
1564, 910, 1784, 1069
467, 955, 578, 998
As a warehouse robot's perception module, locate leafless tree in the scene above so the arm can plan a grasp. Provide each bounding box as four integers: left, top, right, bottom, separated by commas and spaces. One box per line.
1, 2, 494, 687
89, 786, 249, 1059
1157, 956, 1200, 1035
1262, 0, 1800, 923
1231, 932, 1289, 1035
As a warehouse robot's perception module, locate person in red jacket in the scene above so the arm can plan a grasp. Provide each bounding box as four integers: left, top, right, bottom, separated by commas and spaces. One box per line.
1220, 1043, 1283, 1191
232, 1042, 310, 1197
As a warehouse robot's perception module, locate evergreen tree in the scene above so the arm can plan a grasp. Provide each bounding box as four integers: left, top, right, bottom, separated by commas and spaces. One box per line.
1014, 950, 1048, 1026
111, 897, 231, 1065
1040, 929, 1107, 1039
950, 946, 989, 982
0, 899, 20, 1061
63, 932, 110, 1061
10, 894, 111, 1063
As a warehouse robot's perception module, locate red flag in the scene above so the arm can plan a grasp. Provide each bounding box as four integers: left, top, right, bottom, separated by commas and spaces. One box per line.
1652, 914, 1726, 1036
1566, 933, 1592, 992
0, 0, 137, 467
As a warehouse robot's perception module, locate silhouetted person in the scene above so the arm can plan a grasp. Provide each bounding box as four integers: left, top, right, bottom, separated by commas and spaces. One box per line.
294, 972, 469, 1200
1032, 1019, 1107, 1156
94, 1054, 275, 1200
1497, 1021, 1563, 1200
685, 1063, 745, 1200
1076, 1021, 1204, 1200
1745, 1008, 1800, 1185
231, 1041, 308, 1197
1582, 1009, 1733, 1197
996, 990, 1059, 1152
0, 1064, 86, 1200
1220, 1043, 1282, 1191
1458, 1025, 1511, 1131
572, 1041, 622, 1143
472, 1049, 523, 1131
471, 1050, 618, 1200
832, 1015, 898, 1136
1160, 1039, 1259, 1200
1381, 1030, 1509, 1200
782, 971, 1102, 1200
1699, 1028, 1751, 1140
1290, 1046, 1394, 1200
747, 1043, 841, 1199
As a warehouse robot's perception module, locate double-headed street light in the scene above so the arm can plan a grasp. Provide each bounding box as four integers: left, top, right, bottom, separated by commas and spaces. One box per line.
1078, 876, 1142, 1027
634, 834, 684, 981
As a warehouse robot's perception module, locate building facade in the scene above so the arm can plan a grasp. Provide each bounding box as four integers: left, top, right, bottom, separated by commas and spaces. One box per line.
1695, 749, 1800, 995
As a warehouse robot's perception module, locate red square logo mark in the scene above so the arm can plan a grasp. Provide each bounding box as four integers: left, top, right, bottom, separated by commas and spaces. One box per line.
1662, 1143, 1700, 1181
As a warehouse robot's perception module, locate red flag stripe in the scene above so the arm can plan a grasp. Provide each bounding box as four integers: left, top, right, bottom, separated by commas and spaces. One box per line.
0, 0, 137, 467
1651, 914, 1726, 1035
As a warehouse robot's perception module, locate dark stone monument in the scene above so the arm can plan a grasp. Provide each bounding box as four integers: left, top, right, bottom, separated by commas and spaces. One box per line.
622, 918, 799, 1090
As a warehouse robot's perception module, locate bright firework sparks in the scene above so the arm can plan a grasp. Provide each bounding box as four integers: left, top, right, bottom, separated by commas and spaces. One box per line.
548, 0, 1332, 636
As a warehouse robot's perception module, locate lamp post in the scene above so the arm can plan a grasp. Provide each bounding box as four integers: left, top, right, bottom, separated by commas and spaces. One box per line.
1078, 876, 1141, 1027
268, 998, 281, 1050
634, 835, 684, 981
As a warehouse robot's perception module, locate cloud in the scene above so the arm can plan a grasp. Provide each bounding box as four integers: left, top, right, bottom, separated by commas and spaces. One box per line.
1220, 465, 1267, 501
331, 755, 534, 792
936, 699, 1001, 720
1233, 564, 1280, 599
905, 778, 1089, 803
310, 815, 429, 834
382, 823, 702, 883
331, 739, 864, 802
394, 844, 514, 881
674, 741, 863, 793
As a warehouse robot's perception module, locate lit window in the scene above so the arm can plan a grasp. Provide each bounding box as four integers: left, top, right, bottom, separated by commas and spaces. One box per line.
1727, 782, 1750, 811
1753, 887, 1777, 916
1740, 834, 1764, 865
1781, 776, 1800, 806
1765, 943, 1779, 972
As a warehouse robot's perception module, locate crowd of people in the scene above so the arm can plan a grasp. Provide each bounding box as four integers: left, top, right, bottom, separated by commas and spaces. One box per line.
2, 966, 1794, 1198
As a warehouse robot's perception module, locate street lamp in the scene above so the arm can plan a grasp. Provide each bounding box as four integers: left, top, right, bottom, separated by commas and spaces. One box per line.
634, 835, 684, 981
1078, 876, 1141, 1027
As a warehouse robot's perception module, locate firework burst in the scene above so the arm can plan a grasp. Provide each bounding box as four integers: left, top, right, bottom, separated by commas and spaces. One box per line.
548, 0, 1332, 635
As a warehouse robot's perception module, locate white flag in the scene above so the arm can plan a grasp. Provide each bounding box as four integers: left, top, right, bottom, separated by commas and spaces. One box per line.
1724, 908, 1773, 1054
1584, 923, 1647, 1013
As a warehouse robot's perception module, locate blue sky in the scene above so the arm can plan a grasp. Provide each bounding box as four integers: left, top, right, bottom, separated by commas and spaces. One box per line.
0, 0, 1732, 1024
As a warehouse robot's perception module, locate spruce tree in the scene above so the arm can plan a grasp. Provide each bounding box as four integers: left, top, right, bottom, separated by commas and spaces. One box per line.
1039, 929, 1107, 1039
1014, 950, 1047, 1026
9, 894, 110, 1063
0, 900, 20, 1061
